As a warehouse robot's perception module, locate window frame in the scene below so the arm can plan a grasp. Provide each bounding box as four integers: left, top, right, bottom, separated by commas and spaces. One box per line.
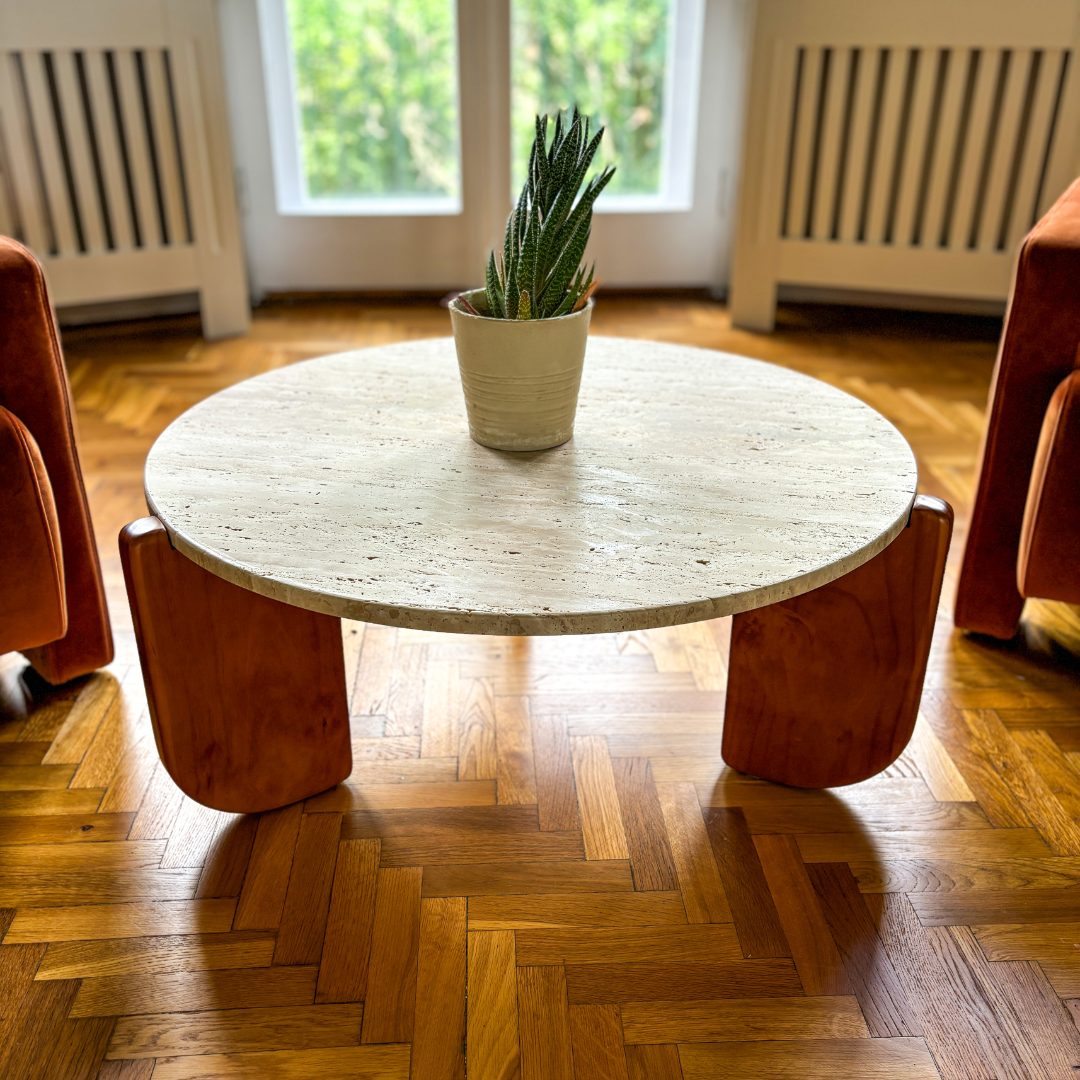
256, 0, 465, 216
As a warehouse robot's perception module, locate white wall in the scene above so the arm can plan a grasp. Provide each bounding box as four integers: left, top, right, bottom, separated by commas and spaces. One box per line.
216, 0, 750, 297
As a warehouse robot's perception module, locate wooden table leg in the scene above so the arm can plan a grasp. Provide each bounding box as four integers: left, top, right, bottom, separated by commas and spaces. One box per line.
722, 495, 953, 788
120, 517, 352, 813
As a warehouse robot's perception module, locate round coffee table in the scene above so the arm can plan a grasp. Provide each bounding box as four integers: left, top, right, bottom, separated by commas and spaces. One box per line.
144, 336, 917, 635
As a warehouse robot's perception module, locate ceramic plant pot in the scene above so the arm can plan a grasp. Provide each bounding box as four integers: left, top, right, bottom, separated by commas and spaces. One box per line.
449, 288, 592, 451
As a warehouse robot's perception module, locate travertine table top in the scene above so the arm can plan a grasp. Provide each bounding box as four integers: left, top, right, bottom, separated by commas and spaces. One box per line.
144, 336, 918, 635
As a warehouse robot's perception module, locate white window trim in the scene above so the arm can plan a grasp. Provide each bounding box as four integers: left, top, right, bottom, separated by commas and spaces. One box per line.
256, 0, 464, 216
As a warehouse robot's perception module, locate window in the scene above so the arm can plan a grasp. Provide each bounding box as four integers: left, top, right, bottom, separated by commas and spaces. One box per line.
511, 0, 703, 212
258, 0, 702, 216
259, 0, 462, 213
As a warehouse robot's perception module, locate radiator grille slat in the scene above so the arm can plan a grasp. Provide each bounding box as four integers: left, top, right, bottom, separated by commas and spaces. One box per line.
780, 44, 1072, 252
0, 45, 195, 259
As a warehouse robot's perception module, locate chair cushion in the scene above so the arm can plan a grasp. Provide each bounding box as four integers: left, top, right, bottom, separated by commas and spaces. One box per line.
1017, 369, 1080, 603
0, 405, 66, 653
0, 236, 112, 682
955, 176, 1080, 638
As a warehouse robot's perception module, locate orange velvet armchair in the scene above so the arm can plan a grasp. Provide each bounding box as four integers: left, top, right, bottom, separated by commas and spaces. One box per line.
955, 179, 1080, 639
0, 237, 114, 683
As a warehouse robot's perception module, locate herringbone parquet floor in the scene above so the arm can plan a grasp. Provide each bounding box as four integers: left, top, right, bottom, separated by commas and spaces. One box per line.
2, 297, 1080, 1079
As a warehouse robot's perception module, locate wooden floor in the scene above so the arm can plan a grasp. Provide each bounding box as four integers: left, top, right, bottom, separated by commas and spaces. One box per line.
3, 296, 1080, 1079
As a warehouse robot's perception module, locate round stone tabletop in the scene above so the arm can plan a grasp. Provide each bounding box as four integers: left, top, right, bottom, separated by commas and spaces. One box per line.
144, 336, 918, 635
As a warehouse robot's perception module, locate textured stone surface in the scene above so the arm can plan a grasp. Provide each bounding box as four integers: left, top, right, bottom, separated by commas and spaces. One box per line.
144, 336, 917, 635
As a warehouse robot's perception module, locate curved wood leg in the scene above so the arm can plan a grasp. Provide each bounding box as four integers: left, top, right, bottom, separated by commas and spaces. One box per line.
722, 495, 953, 788
120, 517, 352, 812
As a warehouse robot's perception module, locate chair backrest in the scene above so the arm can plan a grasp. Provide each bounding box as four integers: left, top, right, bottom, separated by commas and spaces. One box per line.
954, 177, 1080, 639
0, 236, 113, 683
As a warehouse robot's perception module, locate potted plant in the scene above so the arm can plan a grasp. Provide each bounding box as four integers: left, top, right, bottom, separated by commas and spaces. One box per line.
449, 108, 614, 451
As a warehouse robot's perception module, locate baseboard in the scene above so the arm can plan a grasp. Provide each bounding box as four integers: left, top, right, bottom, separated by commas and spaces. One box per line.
55, 291, 202, 327
777, 283, 1007, 317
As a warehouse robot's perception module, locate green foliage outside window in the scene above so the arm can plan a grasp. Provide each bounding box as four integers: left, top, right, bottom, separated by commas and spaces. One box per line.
285, 0, 670, 202
287, 0, 460, 199
512, 0, 669, 196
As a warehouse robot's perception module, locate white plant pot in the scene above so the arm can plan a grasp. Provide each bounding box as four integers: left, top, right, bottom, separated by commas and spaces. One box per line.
449, 288, 592, 451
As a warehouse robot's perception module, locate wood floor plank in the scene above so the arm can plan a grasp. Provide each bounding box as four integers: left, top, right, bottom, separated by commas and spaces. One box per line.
0, 867, 201, 907
4, 898, 236, 943
467, 930, 520, 1080
458, 677, 497, 780
564, 959, 804, 1003
806, 863, 922, 1037
194, 816, 259, 899
353, 623, 397, 717
70, 965, 318, 1017
36, 930, 275, 980
677, 1037, 939, 1079
754, 834, 852, 996
742, 800, 991, 835
234, 803, 304, 931
1011, 728, 1080, 818
572, 736, 631, 861
852, 857, 1080, 893
412, 897, 466, 1080
868, 891, 1039, 1080
316, 839, 380, 1004
515, 924, 743, 966
87, 1057, 154, 1080
274, 813, 342, 966
908, 886, 1080, 925
127, 764, 184, 840
361, 867, 422, 1044
569, 1003, 628, 1080
107, 1002, 365, 1059
0, 838, 165, 870
34, 1015, 113, 1080
422, 860, 633, 897
0, 764, 77, 790
97, 730, 158, 814
341, 803, 540, 837
921, 693, 1033, 829
0, 812, 133, 845
906, 714, 977, 802
160, 801, 232, 869
611, 759, 683, 891
657, 783, 732, 923
421, 659, 460, 759
0, 789, 104, 816
306, 780, 496, 812
625, 1044, 683, 1080
797, 828, 1053, 863
989, 960, 1080, 1078
972, 921, 1080, 992
519, 965, 575, 1080
378, 830, 585, 865
0, 978, 82, 1080
342, 758, 462, 786
532, 714, 581, 832
621, 995, 869, 1043
41, 672, 119, 765
149, 1044, 410, 1079
959, 709, 1080, 855
700, 807, 789, 958
468, 892, 687, 930
495, 695, 537, 805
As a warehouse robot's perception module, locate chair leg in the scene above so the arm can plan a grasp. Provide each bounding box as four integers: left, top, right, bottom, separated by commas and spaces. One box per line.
120, 517, 352, 813
722, 495, 953, 788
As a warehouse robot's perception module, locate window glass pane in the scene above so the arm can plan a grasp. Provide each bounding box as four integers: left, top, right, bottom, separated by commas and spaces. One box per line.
286, 0, 460, 201
511, 0, 670, 197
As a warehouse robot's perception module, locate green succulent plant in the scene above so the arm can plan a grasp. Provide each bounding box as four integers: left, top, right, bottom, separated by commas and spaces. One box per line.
484, 108, 615, 320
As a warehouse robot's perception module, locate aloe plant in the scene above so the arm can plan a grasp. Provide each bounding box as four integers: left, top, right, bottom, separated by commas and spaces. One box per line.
484, 108, 614, 320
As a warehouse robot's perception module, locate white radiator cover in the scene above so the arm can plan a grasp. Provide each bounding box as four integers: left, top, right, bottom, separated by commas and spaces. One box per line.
0, 0, 249, 338
730, 0, 1080, 330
